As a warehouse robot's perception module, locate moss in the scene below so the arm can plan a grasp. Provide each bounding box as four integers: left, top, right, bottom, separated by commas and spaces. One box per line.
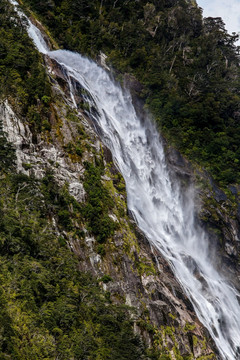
82, 161, 117, 243
101, 168, 147, 264
137, 318, 155, 335
147, 321, 216, 360
66, 109, 79, 123
168, 313, 176, 320
184, 323, 196, 332
192, 335, 198, 347
197, 355, 215, 360
135, 256, 156, 276
80, 101, 90, 112
64, 141, 84, 162
22, 163, 32, 170
200, 337, 207, 351
96, 244, 106, 257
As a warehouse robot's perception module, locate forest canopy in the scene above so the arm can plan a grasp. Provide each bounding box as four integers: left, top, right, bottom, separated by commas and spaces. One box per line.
0, 3, 148, 358
19, 0, 240, 185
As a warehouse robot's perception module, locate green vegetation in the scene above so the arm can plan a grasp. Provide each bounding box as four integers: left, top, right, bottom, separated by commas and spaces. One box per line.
0, 119, 16, 171
99, 274, 113, 283
137, 315, 215, 360
0, 0, 51, 132
0, 1, 224, 358
184, 323, 196, 332
0, 3, 148, 351
0, 170, 147, 359
21, 0, 240, 185
135, 255, 156, 276
82, 160, 117, 243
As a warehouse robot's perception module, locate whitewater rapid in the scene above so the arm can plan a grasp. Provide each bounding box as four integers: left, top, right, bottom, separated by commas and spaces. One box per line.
9, 1, 240, 359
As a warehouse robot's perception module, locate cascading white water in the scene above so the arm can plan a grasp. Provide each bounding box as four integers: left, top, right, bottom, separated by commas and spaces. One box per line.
9, 2, 240, 359
9, 0, 49, 54
50, 52, 240, 360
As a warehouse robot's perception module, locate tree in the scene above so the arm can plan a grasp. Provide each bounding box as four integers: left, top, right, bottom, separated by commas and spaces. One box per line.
0, 119, 15, 171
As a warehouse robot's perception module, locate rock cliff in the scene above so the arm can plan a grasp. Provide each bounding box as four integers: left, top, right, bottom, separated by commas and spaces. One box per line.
4, 0, 240, 358
0, 36, 217, 358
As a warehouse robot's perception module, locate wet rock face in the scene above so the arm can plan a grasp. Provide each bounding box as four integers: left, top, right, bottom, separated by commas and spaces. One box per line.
166, 146, 194, 183
1, 50, 217, 358
117, 61, 240, 287
164, 142, 240, 288
83, 223, 216, 357
212, 184, 228, 203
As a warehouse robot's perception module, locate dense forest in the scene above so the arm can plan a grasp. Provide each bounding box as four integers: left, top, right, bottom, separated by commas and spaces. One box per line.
0, 0, 239, 358
20, 0, 240, 185
0, 2, 150, 358
0, 0, 52, 134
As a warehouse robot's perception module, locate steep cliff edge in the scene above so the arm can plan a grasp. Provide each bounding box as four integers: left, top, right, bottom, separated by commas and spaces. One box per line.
125, 70, 240, 290
0, 1, 218, 358
165, 144, 240, 288
0, 58, 216, 360
20, 0, 240, 185
19, 0, 240, 280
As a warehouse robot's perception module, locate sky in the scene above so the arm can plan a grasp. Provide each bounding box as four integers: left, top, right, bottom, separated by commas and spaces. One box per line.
197, 0, 240, 43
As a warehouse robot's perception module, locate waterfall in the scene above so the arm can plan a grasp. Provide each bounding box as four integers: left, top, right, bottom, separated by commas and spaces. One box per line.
9, 2, 240, 359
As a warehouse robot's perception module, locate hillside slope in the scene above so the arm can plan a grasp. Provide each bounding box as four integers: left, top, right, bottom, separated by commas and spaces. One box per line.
20, 0, 240, 186
0, 1, 217, 359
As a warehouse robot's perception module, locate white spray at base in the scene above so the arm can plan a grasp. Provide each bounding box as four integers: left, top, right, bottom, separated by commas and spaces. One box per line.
9, 2, 240, 358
